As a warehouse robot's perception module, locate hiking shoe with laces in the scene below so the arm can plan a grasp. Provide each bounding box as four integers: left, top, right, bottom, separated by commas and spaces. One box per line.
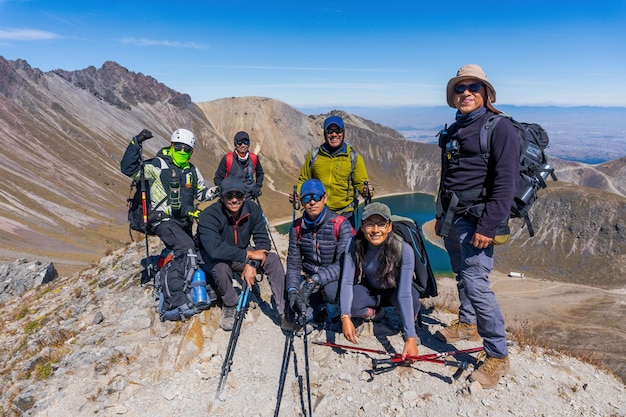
219, 306, 237, 331
435, 319, 481, 343
469, 355, 510, 389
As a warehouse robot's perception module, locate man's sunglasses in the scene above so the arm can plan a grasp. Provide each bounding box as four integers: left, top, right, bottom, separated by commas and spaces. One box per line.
301, 193, 324, 204
454, 83, 483, 94
173, 143, 193, 153
224, 191, 245, 200
325, 128, 343, 135
235, 139, 250, 146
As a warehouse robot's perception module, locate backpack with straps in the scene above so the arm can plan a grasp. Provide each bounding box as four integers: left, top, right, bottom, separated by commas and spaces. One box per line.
127, 178, 166, 236
438, 115, 557, 237
225, 152, 258, 178
390, 215, 438, 299
154, 249, 217, 321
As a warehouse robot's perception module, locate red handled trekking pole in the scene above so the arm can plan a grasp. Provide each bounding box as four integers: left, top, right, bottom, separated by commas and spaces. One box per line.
138, 142, 155, 284
316, 341, 483, 369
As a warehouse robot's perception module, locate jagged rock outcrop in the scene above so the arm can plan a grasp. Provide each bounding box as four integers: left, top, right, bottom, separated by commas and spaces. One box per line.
0, 259, 58, 304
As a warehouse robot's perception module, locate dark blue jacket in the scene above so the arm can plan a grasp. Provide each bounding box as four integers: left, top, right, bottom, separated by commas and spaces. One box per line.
285, 209, 353, 290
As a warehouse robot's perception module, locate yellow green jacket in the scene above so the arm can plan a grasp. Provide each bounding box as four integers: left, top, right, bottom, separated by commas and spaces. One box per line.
297, 143, 370, 213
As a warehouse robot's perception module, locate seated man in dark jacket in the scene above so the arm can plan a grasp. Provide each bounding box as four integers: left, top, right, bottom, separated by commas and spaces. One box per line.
197, 176, 287, 331
286, 179, 354, 330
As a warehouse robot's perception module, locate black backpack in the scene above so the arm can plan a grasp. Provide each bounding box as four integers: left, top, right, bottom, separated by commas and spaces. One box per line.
479, 115, 557, 237
439, 115, 557, 238
154, 249, 216, 321
127, 178, 155, 235
390, 215, 438, 299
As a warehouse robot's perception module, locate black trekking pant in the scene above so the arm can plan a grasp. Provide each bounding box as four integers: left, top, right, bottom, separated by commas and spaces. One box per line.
207, 252, 286, 315
152, 219, 195, 256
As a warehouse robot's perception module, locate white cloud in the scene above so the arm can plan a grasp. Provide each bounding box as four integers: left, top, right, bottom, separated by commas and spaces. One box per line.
120, 37, 207, 50
0, 27, 60, 41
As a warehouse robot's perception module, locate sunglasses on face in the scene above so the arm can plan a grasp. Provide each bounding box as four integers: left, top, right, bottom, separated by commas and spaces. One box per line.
224, 191, 245, 200
362, 220, 389, 230
301, 193, 324, 204
173, 143, 193, 153
325, 128, 343, 135
454, 83, 483, 94
235, 139, 250, 146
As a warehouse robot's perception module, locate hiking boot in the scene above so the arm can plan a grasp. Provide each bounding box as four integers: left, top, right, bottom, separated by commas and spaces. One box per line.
219, 306, 236, 331
469, 355, 510, 389
435, 319, 481, 343
280, 313, 295, 331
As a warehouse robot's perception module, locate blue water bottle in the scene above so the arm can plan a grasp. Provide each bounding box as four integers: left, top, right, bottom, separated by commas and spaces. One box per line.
191, 268, 209, 305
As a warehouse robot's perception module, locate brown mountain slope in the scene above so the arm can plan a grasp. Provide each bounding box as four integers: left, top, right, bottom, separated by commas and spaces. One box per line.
497, 182, 626, 289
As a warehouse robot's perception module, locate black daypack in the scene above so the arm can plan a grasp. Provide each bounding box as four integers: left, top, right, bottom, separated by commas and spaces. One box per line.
155, 249, 216, 321
480, 116, 557, 237
127, 177, 166, 236
438, 115, 557, 238
390, 215, 438, 299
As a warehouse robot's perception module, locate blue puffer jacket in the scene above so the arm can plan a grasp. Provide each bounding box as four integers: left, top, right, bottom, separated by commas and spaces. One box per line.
285, 209, 354, 290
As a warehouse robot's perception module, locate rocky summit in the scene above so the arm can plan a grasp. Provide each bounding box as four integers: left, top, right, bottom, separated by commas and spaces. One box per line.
0, 233, 624, 417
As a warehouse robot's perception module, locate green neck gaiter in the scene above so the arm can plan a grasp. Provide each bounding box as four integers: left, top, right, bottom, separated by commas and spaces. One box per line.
170, 147, 191, 168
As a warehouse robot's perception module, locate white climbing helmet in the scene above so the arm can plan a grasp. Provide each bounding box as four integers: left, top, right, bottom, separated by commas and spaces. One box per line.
170, 128, 196, 149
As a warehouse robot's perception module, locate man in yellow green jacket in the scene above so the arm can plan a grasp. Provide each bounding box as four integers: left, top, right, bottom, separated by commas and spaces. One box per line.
295, 115, 373, 227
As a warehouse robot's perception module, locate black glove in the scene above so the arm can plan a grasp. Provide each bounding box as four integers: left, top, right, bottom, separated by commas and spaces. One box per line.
299, 279, 317, 310
288, 289, 300, 312
253, 187, 262, 198
134, 129, 153, 144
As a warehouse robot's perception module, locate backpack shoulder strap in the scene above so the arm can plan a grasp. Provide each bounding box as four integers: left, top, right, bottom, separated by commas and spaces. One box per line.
224, 152, 234, 178
309, 147, 320, 177
330, 215, 356, 239
294, 217, 303, 241
479, 114, 506, 155
249, 152, 258, 168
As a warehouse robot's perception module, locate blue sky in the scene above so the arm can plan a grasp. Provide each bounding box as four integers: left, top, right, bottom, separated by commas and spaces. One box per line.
1, 1, 625, 108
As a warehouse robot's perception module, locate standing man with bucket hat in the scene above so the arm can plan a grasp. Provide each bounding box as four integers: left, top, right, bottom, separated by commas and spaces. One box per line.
434, 64, 519, 389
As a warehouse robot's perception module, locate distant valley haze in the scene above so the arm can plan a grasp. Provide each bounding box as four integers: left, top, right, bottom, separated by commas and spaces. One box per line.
298, 105, 626, 164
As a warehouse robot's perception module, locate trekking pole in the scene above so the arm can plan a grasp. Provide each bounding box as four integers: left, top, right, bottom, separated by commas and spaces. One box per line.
216, 285, 251, 398
363, 180, 372, 206
292, 185, 301, 224
254, 196, 280, 256
274, 315, 306, 417
316, 341, 483, 367
372, 356, 469, 369
299, 301, 313, 417
138, 142, 154, 285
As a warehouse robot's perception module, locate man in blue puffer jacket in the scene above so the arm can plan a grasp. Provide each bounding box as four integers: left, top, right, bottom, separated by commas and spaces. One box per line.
286, 179, 355, 330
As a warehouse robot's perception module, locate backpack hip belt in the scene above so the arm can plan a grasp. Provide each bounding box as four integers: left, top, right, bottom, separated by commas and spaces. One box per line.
437, 188, 485, 237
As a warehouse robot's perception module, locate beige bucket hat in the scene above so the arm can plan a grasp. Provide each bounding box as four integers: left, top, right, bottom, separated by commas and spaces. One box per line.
446, 64, 500, 113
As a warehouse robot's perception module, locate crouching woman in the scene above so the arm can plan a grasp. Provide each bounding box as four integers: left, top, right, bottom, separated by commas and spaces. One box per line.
340, 202, 420, 360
